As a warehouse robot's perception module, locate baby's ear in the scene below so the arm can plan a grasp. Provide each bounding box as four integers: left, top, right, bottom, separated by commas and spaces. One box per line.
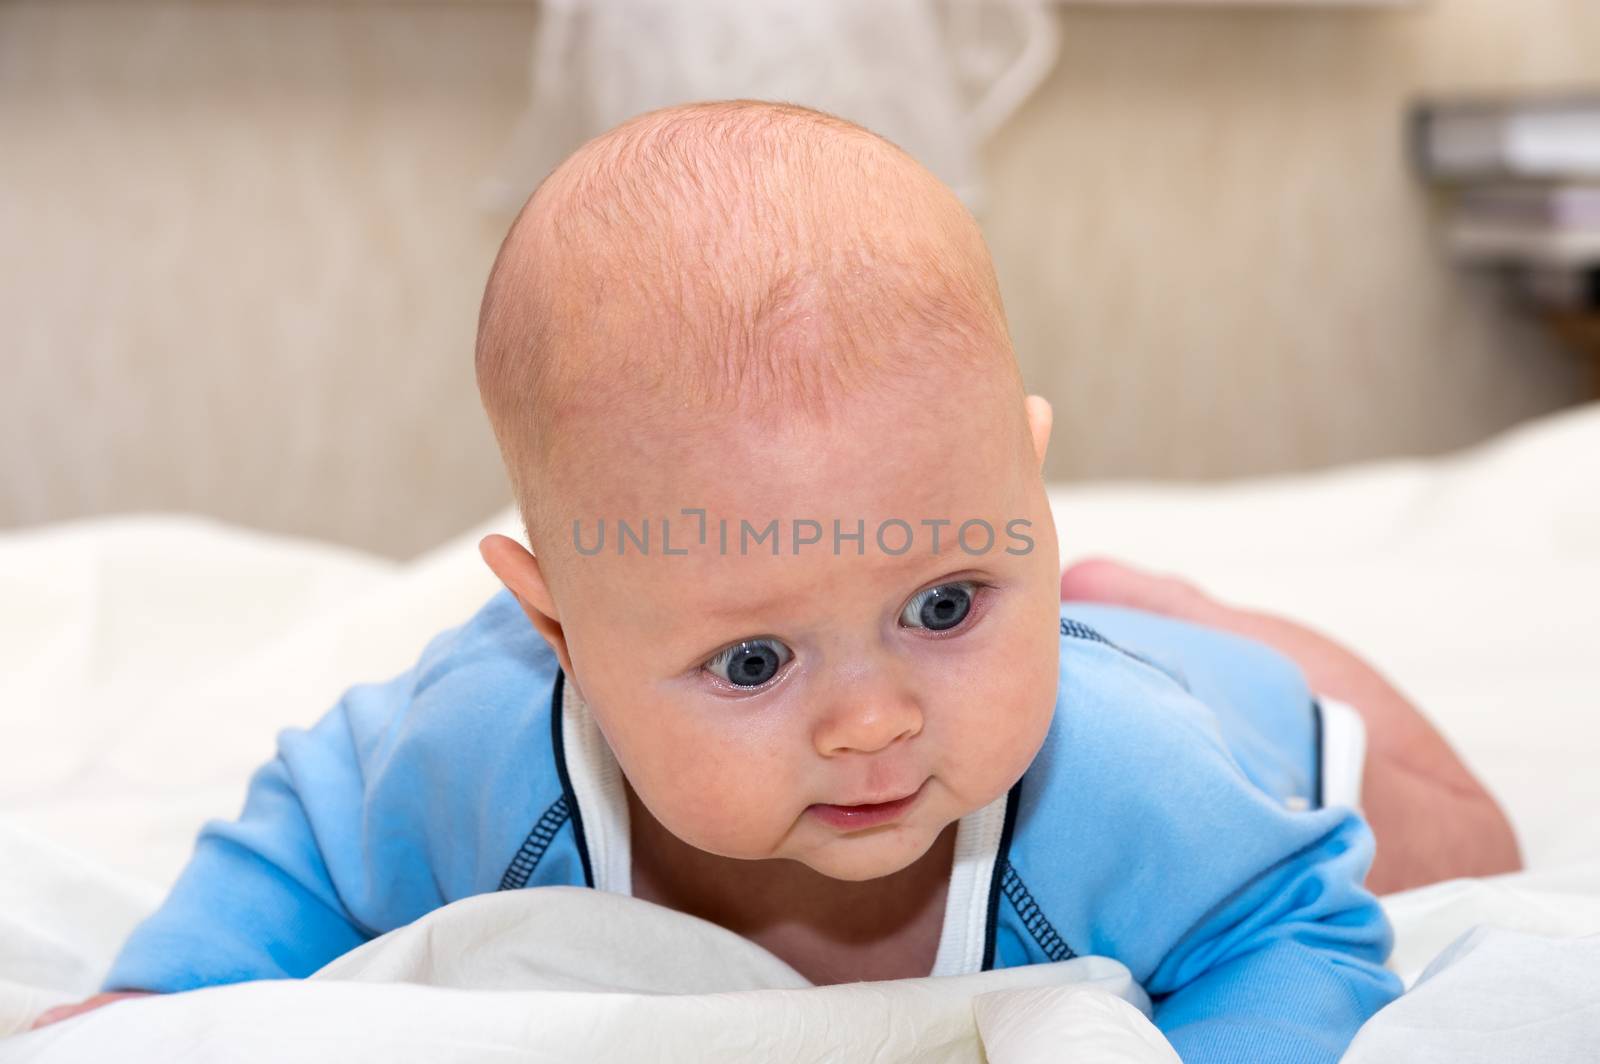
1024, 395, 1053, 470
478, 534, 575, 676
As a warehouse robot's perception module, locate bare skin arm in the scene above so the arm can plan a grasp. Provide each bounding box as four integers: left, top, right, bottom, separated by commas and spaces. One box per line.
1060, 557, 1523, 895
29, 991, 153, 1030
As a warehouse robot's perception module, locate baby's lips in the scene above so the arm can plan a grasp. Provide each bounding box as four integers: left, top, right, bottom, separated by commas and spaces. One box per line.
824, 786, 922, 809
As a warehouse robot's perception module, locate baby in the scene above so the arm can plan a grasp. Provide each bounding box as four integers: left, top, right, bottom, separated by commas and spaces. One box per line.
38, 101, 1516, 1060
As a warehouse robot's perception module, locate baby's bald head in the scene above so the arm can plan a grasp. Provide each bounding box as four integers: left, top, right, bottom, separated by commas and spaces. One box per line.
475, 100, 1023, 554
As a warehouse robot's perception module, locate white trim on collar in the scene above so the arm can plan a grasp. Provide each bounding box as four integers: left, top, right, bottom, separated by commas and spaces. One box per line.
559, 673, 1008, 978
928, 788, 1009, 977
560, 675, 632, 896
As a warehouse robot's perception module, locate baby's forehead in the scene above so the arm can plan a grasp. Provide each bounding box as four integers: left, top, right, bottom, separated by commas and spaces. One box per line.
529, 355, 1039, 626
547, 364, 1030, 534
548, 449, 1041, 647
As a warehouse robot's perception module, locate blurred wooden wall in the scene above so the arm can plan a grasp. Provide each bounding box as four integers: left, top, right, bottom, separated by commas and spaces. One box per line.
2, 0, 1594, 558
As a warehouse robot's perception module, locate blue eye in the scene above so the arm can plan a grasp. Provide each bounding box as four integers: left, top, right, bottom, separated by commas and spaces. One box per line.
706, 639, 793, 688
902, 582, 975, 631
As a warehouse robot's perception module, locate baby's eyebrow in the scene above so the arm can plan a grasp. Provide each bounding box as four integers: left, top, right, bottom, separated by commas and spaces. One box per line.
696, 587, 790, 624
694, 555, 986, 625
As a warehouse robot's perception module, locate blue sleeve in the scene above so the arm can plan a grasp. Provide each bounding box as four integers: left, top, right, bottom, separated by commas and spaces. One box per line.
102, 590, 563, 993
1146, 810, 1400, 1062
1034, 608, 1402, 1063
100, 670, 411, 992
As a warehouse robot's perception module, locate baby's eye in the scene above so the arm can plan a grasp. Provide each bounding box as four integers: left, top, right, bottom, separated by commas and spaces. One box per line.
901, 582, 976, 632
705, 639, 793, 688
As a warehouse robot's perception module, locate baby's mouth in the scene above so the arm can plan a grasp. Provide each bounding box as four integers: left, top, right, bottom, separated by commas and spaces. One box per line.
807, 780, 927, 831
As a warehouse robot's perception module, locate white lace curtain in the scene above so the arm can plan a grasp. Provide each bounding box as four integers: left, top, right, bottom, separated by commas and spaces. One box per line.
482, 0, 1060, 215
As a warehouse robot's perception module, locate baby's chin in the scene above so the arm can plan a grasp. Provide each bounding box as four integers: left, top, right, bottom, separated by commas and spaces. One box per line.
796, 819, 954, 882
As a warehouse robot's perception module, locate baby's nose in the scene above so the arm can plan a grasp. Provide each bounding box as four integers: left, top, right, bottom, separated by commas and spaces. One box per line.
811, 680, 924, 757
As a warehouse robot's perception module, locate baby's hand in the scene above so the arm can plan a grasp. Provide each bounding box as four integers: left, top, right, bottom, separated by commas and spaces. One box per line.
29, 991, 153, 1030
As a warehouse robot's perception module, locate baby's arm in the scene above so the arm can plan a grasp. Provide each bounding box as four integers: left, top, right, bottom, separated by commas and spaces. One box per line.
1060, 556, 1521, 892
37, 591, 552, 1028
1045, 623, 1401, 1063
30, 992, 152, 1030
1085, 733, 1400, 1063
28, 671, 410, 1026
88, 590, 554, 1000
97, 672, 412, 993
1140, 806, 1398, 1062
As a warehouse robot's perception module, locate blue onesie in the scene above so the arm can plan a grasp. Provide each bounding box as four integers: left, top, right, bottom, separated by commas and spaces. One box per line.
103, 591, 1401, 1061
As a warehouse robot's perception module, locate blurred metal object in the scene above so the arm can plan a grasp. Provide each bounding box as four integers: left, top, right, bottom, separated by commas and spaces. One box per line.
1542, 308, 1600, 397
480, 0, 1060, 216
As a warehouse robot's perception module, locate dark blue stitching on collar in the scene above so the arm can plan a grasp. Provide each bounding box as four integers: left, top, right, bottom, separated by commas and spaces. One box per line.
1001, 862, 1077, 963
498, 795, 572, 891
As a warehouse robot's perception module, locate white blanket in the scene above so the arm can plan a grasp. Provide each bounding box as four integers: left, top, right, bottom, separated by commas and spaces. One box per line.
2, 834, 1596, 1062
3, 401, 1598, 1058
3, 879, 1177, 1064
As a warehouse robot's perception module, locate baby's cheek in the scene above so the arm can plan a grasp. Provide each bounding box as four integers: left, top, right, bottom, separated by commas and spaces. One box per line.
646, 725, 801, 857
946, 636, 1055, 798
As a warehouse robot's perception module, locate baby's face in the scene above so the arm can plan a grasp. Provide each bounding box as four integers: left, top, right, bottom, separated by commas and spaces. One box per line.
540, 368, 1061, 882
